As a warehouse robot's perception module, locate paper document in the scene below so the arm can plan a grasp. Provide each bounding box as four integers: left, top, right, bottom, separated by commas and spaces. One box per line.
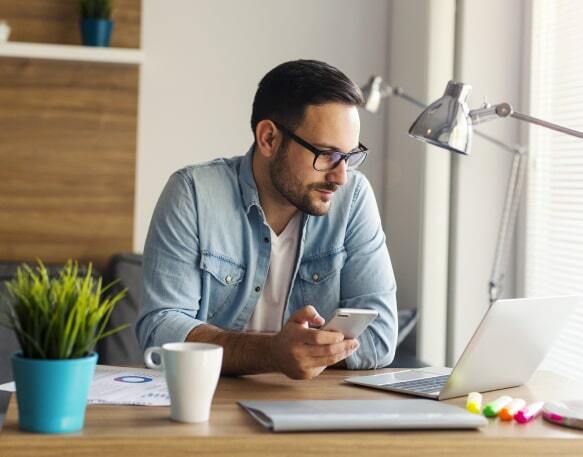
0, 365, 170, 406
239, 399, 487, 431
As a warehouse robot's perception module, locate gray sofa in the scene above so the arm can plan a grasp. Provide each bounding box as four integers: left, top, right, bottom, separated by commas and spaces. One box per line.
0, 267, 19, 384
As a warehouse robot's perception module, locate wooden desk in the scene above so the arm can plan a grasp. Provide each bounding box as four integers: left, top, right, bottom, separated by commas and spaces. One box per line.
1, 369, 583, 456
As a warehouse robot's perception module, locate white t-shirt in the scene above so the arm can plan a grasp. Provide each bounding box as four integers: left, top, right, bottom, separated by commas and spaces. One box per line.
244, 213, 302, 333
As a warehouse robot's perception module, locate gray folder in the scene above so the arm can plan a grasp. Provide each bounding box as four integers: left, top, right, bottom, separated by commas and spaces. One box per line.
238, 399, 487, 432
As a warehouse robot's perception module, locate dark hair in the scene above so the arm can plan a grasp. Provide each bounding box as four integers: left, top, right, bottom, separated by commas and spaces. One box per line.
251, 59, 364, 140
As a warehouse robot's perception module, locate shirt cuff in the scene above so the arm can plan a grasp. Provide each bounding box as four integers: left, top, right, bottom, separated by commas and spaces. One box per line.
344, 328, 378, 370
147, 311, 206, 348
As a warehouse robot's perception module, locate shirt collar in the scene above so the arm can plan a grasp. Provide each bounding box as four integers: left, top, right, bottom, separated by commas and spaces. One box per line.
239, 144, 262, 213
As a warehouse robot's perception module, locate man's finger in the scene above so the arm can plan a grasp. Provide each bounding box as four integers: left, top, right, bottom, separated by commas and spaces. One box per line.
288, 305, 325, 326
303, 342, 354, 357
297, 339, 359, 358
301, 328, 344, 345
301, 346, 359, 368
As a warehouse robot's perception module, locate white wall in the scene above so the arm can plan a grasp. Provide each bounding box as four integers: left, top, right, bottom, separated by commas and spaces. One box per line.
135, 0, 392, 251
448, 0, 525, 362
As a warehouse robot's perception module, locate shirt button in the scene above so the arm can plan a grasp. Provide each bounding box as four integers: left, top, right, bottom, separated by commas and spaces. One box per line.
312, 273, 320, 282
263, 237, 269, 243
255, 286, 261, 293
225, 275, 232, 284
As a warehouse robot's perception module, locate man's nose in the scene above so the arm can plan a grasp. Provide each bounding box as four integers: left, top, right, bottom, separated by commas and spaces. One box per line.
325, 158, 348, 187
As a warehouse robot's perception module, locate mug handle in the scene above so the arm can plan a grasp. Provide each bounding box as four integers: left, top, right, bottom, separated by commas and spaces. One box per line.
144, 346, 164, 370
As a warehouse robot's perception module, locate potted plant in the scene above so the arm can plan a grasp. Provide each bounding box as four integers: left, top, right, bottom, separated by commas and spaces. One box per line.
80, 0, 114, 47
0, 260, 127, 433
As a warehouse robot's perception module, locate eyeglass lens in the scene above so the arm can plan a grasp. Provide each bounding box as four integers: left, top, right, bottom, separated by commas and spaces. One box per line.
315, 151, 367, 171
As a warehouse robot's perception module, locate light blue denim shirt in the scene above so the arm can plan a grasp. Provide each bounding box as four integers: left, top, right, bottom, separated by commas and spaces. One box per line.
136, 146, 398, 369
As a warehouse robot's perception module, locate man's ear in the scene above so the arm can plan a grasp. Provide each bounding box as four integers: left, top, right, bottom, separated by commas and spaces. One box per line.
255, 120, 279, 159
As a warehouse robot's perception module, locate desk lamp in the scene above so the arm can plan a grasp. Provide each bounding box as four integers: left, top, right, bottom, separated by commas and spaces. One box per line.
408, 80, 583, 303
362, 77, 583, 304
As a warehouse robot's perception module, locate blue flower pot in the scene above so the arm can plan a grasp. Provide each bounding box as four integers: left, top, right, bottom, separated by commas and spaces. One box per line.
81, 19, 114, 47
11, 352, 98, 434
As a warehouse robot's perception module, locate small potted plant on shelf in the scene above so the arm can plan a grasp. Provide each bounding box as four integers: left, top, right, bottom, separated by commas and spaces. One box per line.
80, 0, 114, 47
0, 260, 127, 433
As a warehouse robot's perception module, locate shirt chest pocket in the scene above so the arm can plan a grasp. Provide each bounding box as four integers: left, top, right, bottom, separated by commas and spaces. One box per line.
298, 250, 347, 313
200, 253, 246, 319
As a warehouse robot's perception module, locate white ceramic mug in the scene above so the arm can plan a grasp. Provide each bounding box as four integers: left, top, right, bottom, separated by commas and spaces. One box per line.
144, 342, 223, 423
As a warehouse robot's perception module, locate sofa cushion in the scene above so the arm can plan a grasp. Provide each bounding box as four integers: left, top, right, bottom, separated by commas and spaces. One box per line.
96, 253, 144, 366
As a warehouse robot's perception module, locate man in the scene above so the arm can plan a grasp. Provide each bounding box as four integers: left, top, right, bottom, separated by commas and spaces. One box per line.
137, 60, 397, 379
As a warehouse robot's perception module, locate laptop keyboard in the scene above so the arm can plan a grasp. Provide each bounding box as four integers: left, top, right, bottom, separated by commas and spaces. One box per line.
383, 374, 450, 394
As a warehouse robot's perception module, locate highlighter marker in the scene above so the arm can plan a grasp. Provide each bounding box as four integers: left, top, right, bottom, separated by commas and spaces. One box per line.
466, 392, 483, 414
499, 398, 526, 421
515, 401, 545, 424
483, 395, 512, 417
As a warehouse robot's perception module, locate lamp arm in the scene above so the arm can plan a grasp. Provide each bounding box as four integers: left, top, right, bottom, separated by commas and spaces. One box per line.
470, 102, 583, 139
511, 110, 583, 139
388, 87, 427, 110
488, 149, 527, 304
473, 130, 525, 155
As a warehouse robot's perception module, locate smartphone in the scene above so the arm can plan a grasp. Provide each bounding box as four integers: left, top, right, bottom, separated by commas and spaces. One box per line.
320, 308, 378, 339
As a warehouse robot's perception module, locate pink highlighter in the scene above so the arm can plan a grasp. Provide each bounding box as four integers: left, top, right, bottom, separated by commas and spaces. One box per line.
515, 401, 545, 424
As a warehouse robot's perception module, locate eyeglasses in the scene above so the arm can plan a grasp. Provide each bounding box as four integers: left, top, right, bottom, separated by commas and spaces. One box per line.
273, 121, 369, 171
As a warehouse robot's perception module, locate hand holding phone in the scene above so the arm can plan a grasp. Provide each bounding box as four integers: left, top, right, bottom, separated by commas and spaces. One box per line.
320, 308, 378, 339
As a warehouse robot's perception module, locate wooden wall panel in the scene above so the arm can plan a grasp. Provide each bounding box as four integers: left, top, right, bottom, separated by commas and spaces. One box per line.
0, 1, 141, 270
0, 60, 138, 269
0, 0, 141, 48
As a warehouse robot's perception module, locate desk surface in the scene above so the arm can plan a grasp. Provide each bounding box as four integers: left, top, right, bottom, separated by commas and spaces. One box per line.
1, 369, 583, 456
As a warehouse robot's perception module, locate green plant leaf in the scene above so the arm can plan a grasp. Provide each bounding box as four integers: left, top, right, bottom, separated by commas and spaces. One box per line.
80, 0, 114, 20
0, 259, 127, 360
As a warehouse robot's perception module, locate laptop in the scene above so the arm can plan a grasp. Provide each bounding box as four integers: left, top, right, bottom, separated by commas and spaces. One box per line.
345, 296, 581, 400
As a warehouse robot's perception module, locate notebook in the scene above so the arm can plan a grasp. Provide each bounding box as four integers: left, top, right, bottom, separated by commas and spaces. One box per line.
238, 399, 487, 431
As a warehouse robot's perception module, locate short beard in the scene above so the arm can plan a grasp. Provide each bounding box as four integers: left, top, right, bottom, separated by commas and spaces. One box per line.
269, 143, 338, 216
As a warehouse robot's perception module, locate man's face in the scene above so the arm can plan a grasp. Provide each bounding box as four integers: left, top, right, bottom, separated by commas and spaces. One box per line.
269, 103, 361, 216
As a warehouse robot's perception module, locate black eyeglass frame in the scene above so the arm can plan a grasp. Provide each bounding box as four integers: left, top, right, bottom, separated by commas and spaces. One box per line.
272, 121, 369, 171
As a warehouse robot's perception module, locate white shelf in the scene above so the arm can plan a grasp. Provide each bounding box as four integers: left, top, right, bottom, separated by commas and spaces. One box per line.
0, 42, 144, 65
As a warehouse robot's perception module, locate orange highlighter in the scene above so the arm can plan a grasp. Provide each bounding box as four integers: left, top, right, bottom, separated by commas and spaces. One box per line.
499, 398, 526, 421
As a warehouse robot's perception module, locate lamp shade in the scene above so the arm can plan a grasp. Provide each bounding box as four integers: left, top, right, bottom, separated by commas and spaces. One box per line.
362, 76, 383, 113
408, 81, 473, 155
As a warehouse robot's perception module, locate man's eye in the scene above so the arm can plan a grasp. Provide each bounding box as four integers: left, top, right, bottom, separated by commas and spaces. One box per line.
321, 152, 341, 162
321, 151, 341, 158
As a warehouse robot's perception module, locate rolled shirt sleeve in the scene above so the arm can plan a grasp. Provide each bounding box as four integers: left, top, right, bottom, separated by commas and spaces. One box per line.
136, 171, 206, 349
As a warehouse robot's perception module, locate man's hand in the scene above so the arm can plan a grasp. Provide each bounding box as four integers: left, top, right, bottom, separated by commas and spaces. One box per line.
186, 305, 358, 379
270, 305, 359, 379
